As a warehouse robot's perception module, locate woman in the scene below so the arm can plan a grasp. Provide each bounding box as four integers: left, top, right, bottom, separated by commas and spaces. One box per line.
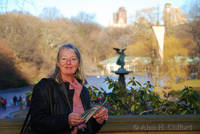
30, 43, 108, 134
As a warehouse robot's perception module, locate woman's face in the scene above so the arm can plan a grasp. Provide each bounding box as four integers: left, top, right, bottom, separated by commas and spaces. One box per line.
57, 48, 79, 77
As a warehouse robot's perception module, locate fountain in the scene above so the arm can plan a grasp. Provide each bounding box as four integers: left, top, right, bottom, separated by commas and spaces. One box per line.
112, 48, 132, 88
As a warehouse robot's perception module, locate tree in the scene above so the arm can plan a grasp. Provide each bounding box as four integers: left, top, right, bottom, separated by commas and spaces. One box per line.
186, 0, 200, 55
185, 0, 200, 78
39, 7, 63, 21
162, 36, 189, 85
71, 12, 106, 65
0, 39, 28, 89
0, 0, 8, 13
135, 7, 158, 26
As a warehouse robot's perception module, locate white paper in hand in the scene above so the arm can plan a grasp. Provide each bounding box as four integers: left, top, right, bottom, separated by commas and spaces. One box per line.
81, 99, 107, 123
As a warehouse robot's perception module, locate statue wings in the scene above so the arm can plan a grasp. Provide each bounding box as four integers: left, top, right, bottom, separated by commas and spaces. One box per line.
113, 48, 120, 54
113, 48, 126, 54
121, 48, 126, 52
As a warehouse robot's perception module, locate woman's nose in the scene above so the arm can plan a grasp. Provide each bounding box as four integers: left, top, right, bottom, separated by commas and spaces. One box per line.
66, 59, 71, 64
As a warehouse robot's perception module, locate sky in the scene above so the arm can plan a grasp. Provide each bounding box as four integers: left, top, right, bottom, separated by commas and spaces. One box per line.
4, 0, 189, 26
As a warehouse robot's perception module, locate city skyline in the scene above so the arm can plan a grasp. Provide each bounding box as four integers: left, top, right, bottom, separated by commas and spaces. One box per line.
2, 0, 188, 26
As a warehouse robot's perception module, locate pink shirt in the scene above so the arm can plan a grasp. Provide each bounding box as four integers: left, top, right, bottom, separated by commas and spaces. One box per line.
69, 84, 86, 134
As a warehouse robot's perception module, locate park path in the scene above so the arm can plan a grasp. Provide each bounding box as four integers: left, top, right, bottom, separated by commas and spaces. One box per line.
0, 105, 21, 119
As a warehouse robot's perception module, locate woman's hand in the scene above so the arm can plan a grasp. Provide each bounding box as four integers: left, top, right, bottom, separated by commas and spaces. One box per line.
69, 78, 82, 90
93, 107, 108, 124
68, 112, 85, 127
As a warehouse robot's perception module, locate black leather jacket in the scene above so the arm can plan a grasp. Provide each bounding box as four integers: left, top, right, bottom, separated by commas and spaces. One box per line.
30, 78, 104, 134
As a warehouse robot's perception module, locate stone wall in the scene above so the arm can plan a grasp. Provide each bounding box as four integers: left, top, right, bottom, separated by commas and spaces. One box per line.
0, 115, 200, 134
99, 115, 200, 134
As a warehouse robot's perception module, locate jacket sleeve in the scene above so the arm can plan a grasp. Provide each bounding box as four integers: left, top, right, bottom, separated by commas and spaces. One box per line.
30, 78, 71, 133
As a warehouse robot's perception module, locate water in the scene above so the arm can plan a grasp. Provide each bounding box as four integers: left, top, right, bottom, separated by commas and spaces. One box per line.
86, 75, 153, 92
0, 75, 161, 107
0, 86, 32, 107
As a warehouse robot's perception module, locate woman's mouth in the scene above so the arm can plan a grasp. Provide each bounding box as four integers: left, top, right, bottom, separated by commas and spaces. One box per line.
65, 67, 72, 69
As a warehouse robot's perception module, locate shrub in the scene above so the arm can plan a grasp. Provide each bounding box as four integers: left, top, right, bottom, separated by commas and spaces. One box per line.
88, 77, 200, 115
26, 77, 200, 115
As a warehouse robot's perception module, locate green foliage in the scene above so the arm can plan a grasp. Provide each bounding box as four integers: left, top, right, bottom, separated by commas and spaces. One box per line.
25, 78, 39, 100
25, 76, 200, 115
25, 86, 33, 101
88, 77, 200, 115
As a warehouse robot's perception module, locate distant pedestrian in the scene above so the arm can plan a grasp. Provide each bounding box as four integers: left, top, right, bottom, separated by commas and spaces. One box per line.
2, 98, 7, 110
25, 96, 31, 108
0, 96, 2, 111
18, 96, 23, 109
13, 96, 17, 106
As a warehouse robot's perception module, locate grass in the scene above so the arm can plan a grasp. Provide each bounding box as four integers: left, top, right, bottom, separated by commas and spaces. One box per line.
170, 79, 200, 90
154, 79, 200, 97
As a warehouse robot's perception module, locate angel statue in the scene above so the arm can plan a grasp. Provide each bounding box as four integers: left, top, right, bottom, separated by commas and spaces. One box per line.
113, 48, 126, 69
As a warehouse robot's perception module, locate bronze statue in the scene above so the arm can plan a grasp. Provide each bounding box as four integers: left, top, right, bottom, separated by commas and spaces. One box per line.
112, 47, 131, 88
113, 48, 126, 69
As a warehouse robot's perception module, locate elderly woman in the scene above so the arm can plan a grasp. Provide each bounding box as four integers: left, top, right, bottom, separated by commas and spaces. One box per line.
30, 43, 108, 134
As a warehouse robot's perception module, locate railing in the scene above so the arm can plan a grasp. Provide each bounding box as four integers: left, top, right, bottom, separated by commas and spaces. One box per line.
0, 115, 200, 134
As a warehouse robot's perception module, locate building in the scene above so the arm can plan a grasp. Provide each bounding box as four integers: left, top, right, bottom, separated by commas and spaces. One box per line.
163, 3, 186, 26
112, 7, 127, 27
99, 56, 151, 75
